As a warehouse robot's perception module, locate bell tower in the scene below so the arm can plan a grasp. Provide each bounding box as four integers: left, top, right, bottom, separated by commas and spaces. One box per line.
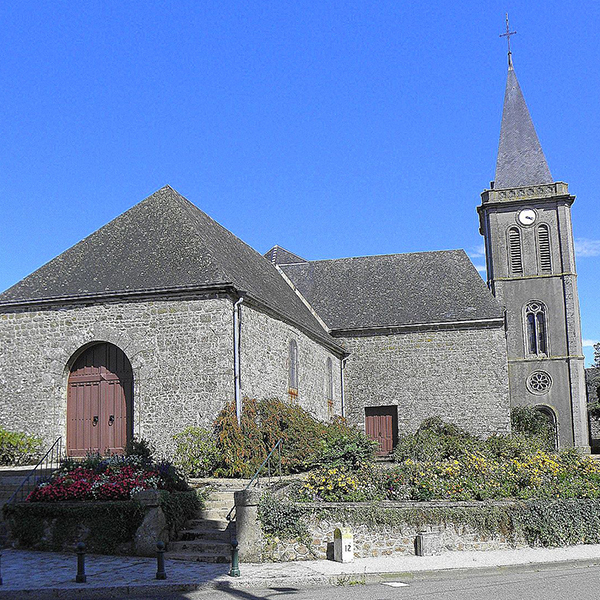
477, 39, 589, 450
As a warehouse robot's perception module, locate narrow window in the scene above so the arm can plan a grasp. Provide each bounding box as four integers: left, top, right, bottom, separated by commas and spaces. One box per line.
525, 301, 548, 356
326, 358, 334, 418
508, 227, 523, 274
288, 340, 298, 399
537, 224, 552, 273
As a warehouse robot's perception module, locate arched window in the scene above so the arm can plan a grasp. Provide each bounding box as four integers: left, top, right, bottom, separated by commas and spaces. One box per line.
288, 340, 298, 399
525, 301, 548, 355
508, 227, 523, 274
537, 224, 552, 273
326, 357, 334, 418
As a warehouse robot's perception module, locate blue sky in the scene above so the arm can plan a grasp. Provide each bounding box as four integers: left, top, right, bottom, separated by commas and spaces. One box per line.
1, 1, 599, 364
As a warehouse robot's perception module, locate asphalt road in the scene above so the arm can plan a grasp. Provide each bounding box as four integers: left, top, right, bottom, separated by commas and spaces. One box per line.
138, 564, 600, 600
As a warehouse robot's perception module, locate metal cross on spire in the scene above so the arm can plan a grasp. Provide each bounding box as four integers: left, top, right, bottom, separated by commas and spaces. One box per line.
499, 13, 517, 68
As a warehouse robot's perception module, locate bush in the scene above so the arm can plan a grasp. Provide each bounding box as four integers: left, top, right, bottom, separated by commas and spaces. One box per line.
315, 417, 378, 470
173, 427, 220, 478
160, 489, 204, 536
510, 406, 555, 451
125, 437, 155, 467
0, 427, 42, 466
393, 417, 480, 462
299, 466, 384, 502
213, 399, 267, 477
3, 501, 145, 554
212, 398, 372, 477
258, 493, 307, 539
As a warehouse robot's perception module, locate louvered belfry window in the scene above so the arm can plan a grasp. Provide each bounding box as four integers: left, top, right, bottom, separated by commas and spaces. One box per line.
525, 301, 548, 355
508, 227, 523, 274
537, 224, 552, 272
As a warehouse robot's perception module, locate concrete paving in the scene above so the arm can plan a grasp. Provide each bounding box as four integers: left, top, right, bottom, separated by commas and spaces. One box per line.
1, 544, 600, 599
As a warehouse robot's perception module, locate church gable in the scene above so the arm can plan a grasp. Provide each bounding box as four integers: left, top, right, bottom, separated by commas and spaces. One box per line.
0, 186, 339, 351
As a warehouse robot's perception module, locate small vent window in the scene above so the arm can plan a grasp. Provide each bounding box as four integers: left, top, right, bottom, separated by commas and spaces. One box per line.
508, 227, 523, 274
537, 224, 552, 272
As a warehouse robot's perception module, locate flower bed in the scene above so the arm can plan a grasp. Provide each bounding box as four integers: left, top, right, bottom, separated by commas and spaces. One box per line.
27, 454, 188, 503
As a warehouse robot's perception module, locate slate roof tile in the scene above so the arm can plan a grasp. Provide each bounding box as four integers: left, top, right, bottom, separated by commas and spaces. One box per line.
280, 250, 503, 330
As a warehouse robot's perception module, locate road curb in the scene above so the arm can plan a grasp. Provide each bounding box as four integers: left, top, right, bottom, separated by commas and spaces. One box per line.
0, 557, 599, 598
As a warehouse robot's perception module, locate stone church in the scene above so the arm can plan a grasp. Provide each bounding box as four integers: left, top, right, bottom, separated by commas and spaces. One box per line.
0, 53, 589, 456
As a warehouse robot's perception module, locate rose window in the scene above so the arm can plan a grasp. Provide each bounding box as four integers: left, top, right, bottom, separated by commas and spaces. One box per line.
526, 371, 552, 395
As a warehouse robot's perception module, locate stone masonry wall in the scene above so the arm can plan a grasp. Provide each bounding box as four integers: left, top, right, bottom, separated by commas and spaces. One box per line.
262, 503, 526, 562
0, 294, 234, 456
240, 304, 342, 422
340, 326, 510, 437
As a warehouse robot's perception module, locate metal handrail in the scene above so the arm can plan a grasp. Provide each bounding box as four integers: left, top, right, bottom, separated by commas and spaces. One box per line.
226, 438, 283, 522
246, 438, 283, 490
7, 437, 63, 504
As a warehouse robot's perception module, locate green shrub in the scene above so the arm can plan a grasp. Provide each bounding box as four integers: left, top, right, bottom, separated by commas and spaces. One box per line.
258, 398, 327, 473
214, 398, 266, 477
0, 427, 42, 466
484, 433, 548, 460
160, 489, 203, 536
258, 492, 308, 539
125, 437, 155, 467
213, 398, 372, 477
510, 406, 555, 451
393, 417, 480, 462
3, 501, 145, 554
173, 427, 221, 478
316, 417, 378, 470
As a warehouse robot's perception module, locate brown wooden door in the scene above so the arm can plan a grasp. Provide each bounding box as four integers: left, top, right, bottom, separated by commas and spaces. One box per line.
67, 343, 132, 456
365, 406, 397, 456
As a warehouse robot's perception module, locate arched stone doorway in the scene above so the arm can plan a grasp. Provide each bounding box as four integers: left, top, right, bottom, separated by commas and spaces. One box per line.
67, 343, 133, 456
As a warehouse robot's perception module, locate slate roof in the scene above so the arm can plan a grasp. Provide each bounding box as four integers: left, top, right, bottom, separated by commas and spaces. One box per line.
0, 186, 340, 350
264, 245, 307, 266
494, 63, 553, 189
279, 250, 503, 331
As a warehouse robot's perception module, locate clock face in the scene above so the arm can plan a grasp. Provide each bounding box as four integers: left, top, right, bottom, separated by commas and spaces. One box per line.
518, 209, 537, 226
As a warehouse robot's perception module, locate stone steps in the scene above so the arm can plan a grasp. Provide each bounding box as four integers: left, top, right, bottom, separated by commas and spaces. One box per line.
165, 482, 241, 563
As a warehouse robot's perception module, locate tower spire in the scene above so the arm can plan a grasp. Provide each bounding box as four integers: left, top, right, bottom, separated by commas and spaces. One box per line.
494, 16, 553, 190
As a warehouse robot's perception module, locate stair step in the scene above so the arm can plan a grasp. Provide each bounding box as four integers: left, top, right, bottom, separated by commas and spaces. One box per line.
208, 491, 236, 501
199, 508, 232, 520
179, 528, 233, 542
169, 539, 231, 554
165, 551, 230, 564
186, 518, 230, 530
204, 499, 234, 510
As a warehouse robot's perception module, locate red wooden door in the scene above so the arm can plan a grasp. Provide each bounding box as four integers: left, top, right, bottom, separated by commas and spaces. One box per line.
365, 406, 397, 455
67, 343, 132, 456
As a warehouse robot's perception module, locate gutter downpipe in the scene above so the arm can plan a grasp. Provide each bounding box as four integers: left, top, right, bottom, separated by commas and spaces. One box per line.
233, 296, 244, 426
340, 356, 348, 418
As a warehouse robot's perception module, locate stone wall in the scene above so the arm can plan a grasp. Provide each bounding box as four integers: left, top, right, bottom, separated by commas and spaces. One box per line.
0, 293, 234, 455
240, 303, 343, 421
260, 502, 526, 562
339, 325, 510, 437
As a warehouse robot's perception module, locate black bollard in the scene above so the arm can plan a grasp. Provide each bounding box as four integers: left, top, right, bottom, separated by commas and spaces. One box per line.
229, 538, 240, 577
156, 541, 167, 580
75, 542, 86, 583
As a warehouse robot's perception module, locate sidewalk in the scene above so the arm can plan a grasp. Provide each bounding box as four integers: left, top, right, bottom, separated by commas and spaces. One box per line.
1, 544, 600, 598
